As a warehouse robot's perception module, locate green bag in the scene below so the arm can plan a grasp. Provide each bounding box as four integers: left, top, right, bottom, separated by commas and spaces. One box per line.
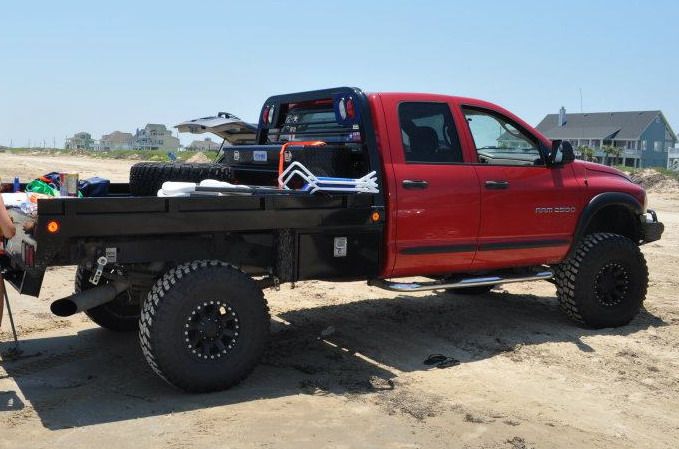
25, 179, 59, 197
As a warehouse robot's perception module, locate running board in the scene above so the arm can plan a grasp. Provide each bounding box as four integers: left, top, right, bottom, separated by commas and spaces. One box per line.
368, 270, 554, 293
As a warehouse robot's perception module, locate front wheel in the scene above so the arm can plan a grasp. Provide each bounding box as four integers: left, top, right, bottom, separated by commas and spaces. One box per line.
555, 233, 648, 328
139, 260, 270, 392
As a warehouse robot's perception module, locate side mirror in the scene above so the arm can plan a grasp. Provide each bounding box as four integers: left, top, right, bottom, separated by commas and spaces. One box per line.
549, 140, 575, 165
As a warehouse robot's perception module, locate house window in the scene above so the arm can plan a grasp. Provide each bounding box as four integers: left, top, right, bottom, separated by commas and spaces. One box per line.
641, 141, 647, 151
654, 141, 662, 152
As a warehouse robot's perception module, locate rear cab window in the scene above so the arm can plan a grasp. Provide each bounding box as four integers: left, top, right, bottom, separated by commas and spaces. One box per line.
265, 100, 361, 145
398, 102, 463, 164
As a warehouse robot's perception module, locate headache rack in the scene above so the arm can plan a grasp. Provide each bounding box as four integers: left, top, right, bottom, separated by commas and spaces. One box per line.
216, 87, 379, 188
256, 87, 367, 144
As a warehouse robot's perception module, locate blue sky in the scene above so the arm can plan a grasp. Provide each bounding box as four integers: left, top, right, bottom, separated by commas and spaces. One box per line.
1, 0, 677, 147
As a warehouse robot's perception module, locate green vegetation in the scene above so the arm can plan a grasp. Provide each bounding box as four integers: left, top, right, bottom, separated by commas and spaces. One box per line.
577, 145, 595, 162
5, 147, 218, 162
601, 144, 622, 165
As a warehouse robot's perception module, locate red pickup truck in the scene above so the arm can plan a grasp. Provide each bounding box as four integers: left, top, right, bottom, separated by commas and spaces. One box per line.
1, 87, 664, 392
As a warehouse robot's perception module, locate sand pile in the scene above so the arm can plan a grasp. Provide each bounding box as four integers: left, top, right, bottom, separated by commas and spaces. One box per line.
629, 168, 679, 193
186, 152, 212, 163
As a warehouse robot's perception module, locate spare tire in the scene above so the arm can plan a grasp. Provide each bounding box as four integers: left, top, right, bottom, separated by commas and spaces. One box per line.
129, 162, 232, 196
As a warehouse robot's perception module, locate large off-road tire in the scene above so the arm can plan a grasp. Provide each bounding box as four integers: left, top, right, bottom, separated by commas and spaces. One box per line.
139, 260, 270, 392
75, 265, 140, 332
129, 162, 232, 196
555, 233, 648, 329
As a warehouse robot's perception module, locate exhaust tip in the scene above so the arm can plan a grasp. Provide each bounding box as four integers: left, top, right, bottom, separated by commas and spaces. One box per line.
50, 299, 78, 317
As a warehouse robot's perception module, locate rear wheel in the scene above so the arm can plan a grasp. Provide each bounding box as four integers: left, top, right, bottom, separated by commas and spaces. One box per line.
129, 162, 232, 196
138, 260, 270, 392
75, 265, 141, 332
555, 233, 648, 328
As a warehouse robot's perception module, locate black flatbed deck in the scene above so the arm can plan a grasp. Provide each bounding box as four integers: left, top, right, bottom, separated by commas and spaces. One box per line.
3, 184, 383, 296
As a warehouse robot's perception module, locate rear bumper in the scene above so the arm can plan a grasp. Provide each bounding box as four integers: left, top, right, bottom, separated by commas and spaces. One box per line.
640, 209, 664, 243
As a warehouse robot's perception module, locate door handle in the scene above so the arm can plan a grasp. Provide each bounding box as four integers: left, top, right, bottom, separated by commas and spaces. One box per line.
402, 180, 429, 190
484, 180, 509, 190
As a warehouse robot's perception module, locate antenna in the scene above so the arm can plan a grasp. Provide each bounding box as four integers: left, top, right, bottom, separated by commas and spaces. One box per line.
579, 88, 583, 113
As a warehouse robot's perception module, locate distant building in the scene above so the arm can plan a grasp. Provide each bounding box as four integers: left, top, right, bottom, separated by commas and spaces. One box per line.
99, 131, 134, 150
669, 142, 679, 170
133, 124, 179, 151
65, 132, 94, 150
536, 108, 677, 169
186, 137, 220, 151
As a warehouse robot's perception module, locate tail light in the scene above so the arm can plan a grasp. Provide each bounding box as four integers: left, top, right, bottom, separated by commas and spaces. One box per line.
336, 96, 358, 123
338, 98, 347, 120
345, 97, 355, 119
22, 241, 35, 267
261, 104, 275, 126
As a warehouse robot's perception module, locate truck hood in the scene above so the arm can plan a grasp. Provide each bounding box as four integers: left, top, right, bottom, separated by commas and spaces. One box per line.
175, 113, 257, 145
574, 160, 632, 181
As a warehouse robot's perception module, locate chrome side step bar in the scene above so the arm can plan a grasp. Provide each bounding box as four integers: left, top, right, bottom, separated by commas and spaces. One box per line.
368, 270, 554, 293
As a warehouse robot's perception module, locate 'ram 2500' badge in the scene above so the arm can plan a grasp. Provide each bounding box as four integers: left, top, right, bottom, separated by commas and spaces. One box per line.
535, 207, 576, 214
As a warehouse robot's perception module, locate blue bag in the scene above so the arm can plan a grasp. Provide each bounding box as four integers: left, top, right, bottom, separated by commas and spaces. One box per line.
79, 177, 110, 197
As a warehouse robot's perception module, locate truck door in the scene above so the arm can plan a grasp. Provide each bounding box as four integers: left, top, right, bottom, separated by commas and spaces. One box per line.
457, 105, 580, 269
383, 98, 480, 277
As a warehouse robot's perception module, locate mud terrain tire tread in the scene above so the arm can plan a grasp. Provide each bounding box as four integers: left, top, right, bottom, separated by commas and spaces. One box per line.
555, 233, 648, 329
138, 260, 269, 392
129, 162, 232, 196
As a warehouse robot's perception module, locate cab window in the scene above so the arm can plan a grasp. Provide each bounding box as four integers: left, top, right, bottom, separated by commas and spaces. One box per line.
398, 102, 463, 163
462, 107, 543, 166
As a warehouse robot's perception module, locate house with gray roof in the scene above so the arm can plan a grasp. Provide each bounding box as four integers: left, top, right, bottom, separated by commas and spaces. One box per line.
536, 107, 677, 169
133, 124, 179, 151
64, 131, 94, 150
99, 130, 134, 150
186, 137, 220, 151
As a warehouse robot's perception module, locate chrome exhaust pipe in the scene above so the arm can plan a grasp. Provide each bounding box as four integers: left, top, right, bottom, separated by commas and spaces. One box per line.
369, 270, 553, 293
50, 280, 131, 317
